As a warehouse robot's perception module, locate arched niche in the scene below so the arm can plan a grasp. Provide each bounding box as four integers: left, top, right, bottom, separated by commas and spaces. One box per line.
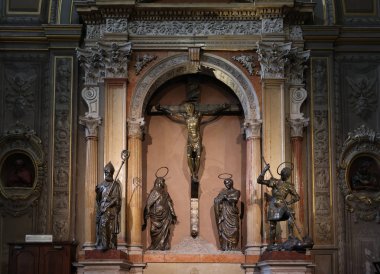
130, 53, 260, 121
130, 53, 261, 250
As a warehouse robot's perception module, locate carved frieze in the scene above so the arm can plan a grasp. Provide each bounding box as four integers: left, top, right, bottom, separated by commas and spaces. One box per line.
106, 18, 128, 33
128, 20, 261, 36
256, 42, 292, 79
262, 18, 283, 34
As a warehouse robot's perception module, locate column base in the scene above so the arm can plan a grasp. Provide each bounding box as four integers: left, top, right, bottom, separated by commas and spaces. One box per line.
76, 249, 132, 274
257, 251, 314, 274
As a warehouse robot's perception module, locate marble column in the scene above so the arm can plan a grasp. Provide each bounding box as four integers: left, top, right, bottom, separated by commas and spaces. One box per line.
244, 119, 263, 255
79, 115, 102, 249
127, 117, 145, 254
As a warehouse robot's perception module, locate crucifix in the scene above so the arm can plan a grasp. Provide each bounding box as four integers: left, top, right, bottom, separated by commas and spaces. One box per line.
151, 77, 240, 237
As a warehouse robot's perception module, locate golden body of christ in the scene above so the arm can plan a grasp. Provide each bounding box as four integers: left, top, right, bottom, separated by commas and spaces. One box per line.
157, 102, 229, 180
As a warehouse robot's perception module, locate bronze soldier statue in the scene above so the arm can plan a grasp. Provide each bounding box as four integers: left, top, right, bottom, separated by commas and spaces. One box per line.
142, 168, 177, 250
257, 163, 300, 250
95, 161, 121, 250
214, 175, 241, 251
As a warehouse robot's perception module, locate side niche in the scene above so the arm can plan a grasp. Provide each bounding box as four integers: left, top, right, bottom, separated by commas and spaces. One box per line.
0, 123, 45, 216
338, 125, 380, 222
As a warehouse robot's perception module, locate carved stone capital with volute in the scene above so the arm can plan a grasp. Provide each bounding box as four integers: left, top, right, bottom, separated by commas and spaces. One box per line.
79, 116, 102, 139
256, 41, 292, 79
244, 119, 262, 140
81, 86, 100, 118
288, 117, 309, 138
290, 86, 308, 120
128, 117, 145, 139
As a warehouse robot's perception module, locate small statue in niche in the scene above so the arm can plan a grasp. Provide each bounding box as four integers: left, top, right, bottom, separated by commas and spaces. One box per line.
142, 167, 177, 250
214, 173, 241, 251
95, 150, 129, 251
257, 162, 301, 250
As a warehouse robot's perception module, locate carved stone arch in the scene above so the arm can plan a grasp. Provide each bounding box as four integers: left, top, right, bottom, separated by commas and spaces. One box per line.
129, 53, 260, 121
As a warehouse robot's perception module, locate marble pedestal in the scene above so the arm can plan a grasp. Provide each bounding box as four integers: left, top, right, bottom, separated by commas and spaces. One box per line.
76, 250, 134, 274
257, 251, 314, 274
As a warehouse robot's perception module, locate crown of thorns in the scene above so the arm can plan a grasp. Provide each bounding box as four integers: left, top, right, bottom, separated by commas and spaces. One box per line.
218, 173, 233, 180
155, 166, 169, 178
276, 162, 294, 175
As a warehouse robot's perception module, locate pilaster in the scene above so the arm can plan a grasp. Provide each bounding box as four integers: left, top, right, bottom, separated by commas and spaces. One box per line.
126, 118, 145, 254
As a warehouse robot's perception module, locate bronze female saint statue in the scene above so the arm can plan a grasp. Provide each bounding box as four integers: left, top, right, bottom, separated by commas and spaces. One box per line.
257, 162, 300, 250
142, 167, 177, 250
214, 174, 241, 251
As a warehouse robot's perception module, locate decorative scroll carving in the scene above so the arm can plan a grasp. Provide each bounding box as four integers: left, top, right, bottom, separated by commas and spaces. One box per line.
232, 54, 256, 76
338, 125, 380, 222
128, 21, 261, 36
346, 75, 377, 119
262, 18, 283, 34
256, 42, 291, 79
290, 86, 308, 120
0, 122, 46, 215
311, 58, 333, 244
81, 86, 100, 118
52, 57, 73, 241
135, 54, 157, 75
288, 86, 309, 137
76, 42, 132, 84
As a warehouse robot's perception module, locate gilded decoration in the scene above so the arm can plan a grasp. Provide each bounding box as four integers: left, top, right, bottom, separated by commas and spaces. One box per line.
339, 125, 380, 222
0, 123, 45, 215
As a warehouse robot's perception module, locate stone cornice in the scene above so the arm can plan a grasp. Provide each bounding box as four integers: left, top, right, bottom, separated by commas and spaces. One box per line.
0, 25, 82, 49
75, 1, 313, 24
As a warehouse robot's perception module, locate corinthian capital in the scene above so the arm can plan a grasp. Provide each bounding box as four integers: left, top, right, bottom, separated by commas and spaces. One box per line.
244, 119, 262, 139
256, 41, 292, 79
128, 117, 145, 139
76, 41, 132, 84
286, 48, 310, 85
